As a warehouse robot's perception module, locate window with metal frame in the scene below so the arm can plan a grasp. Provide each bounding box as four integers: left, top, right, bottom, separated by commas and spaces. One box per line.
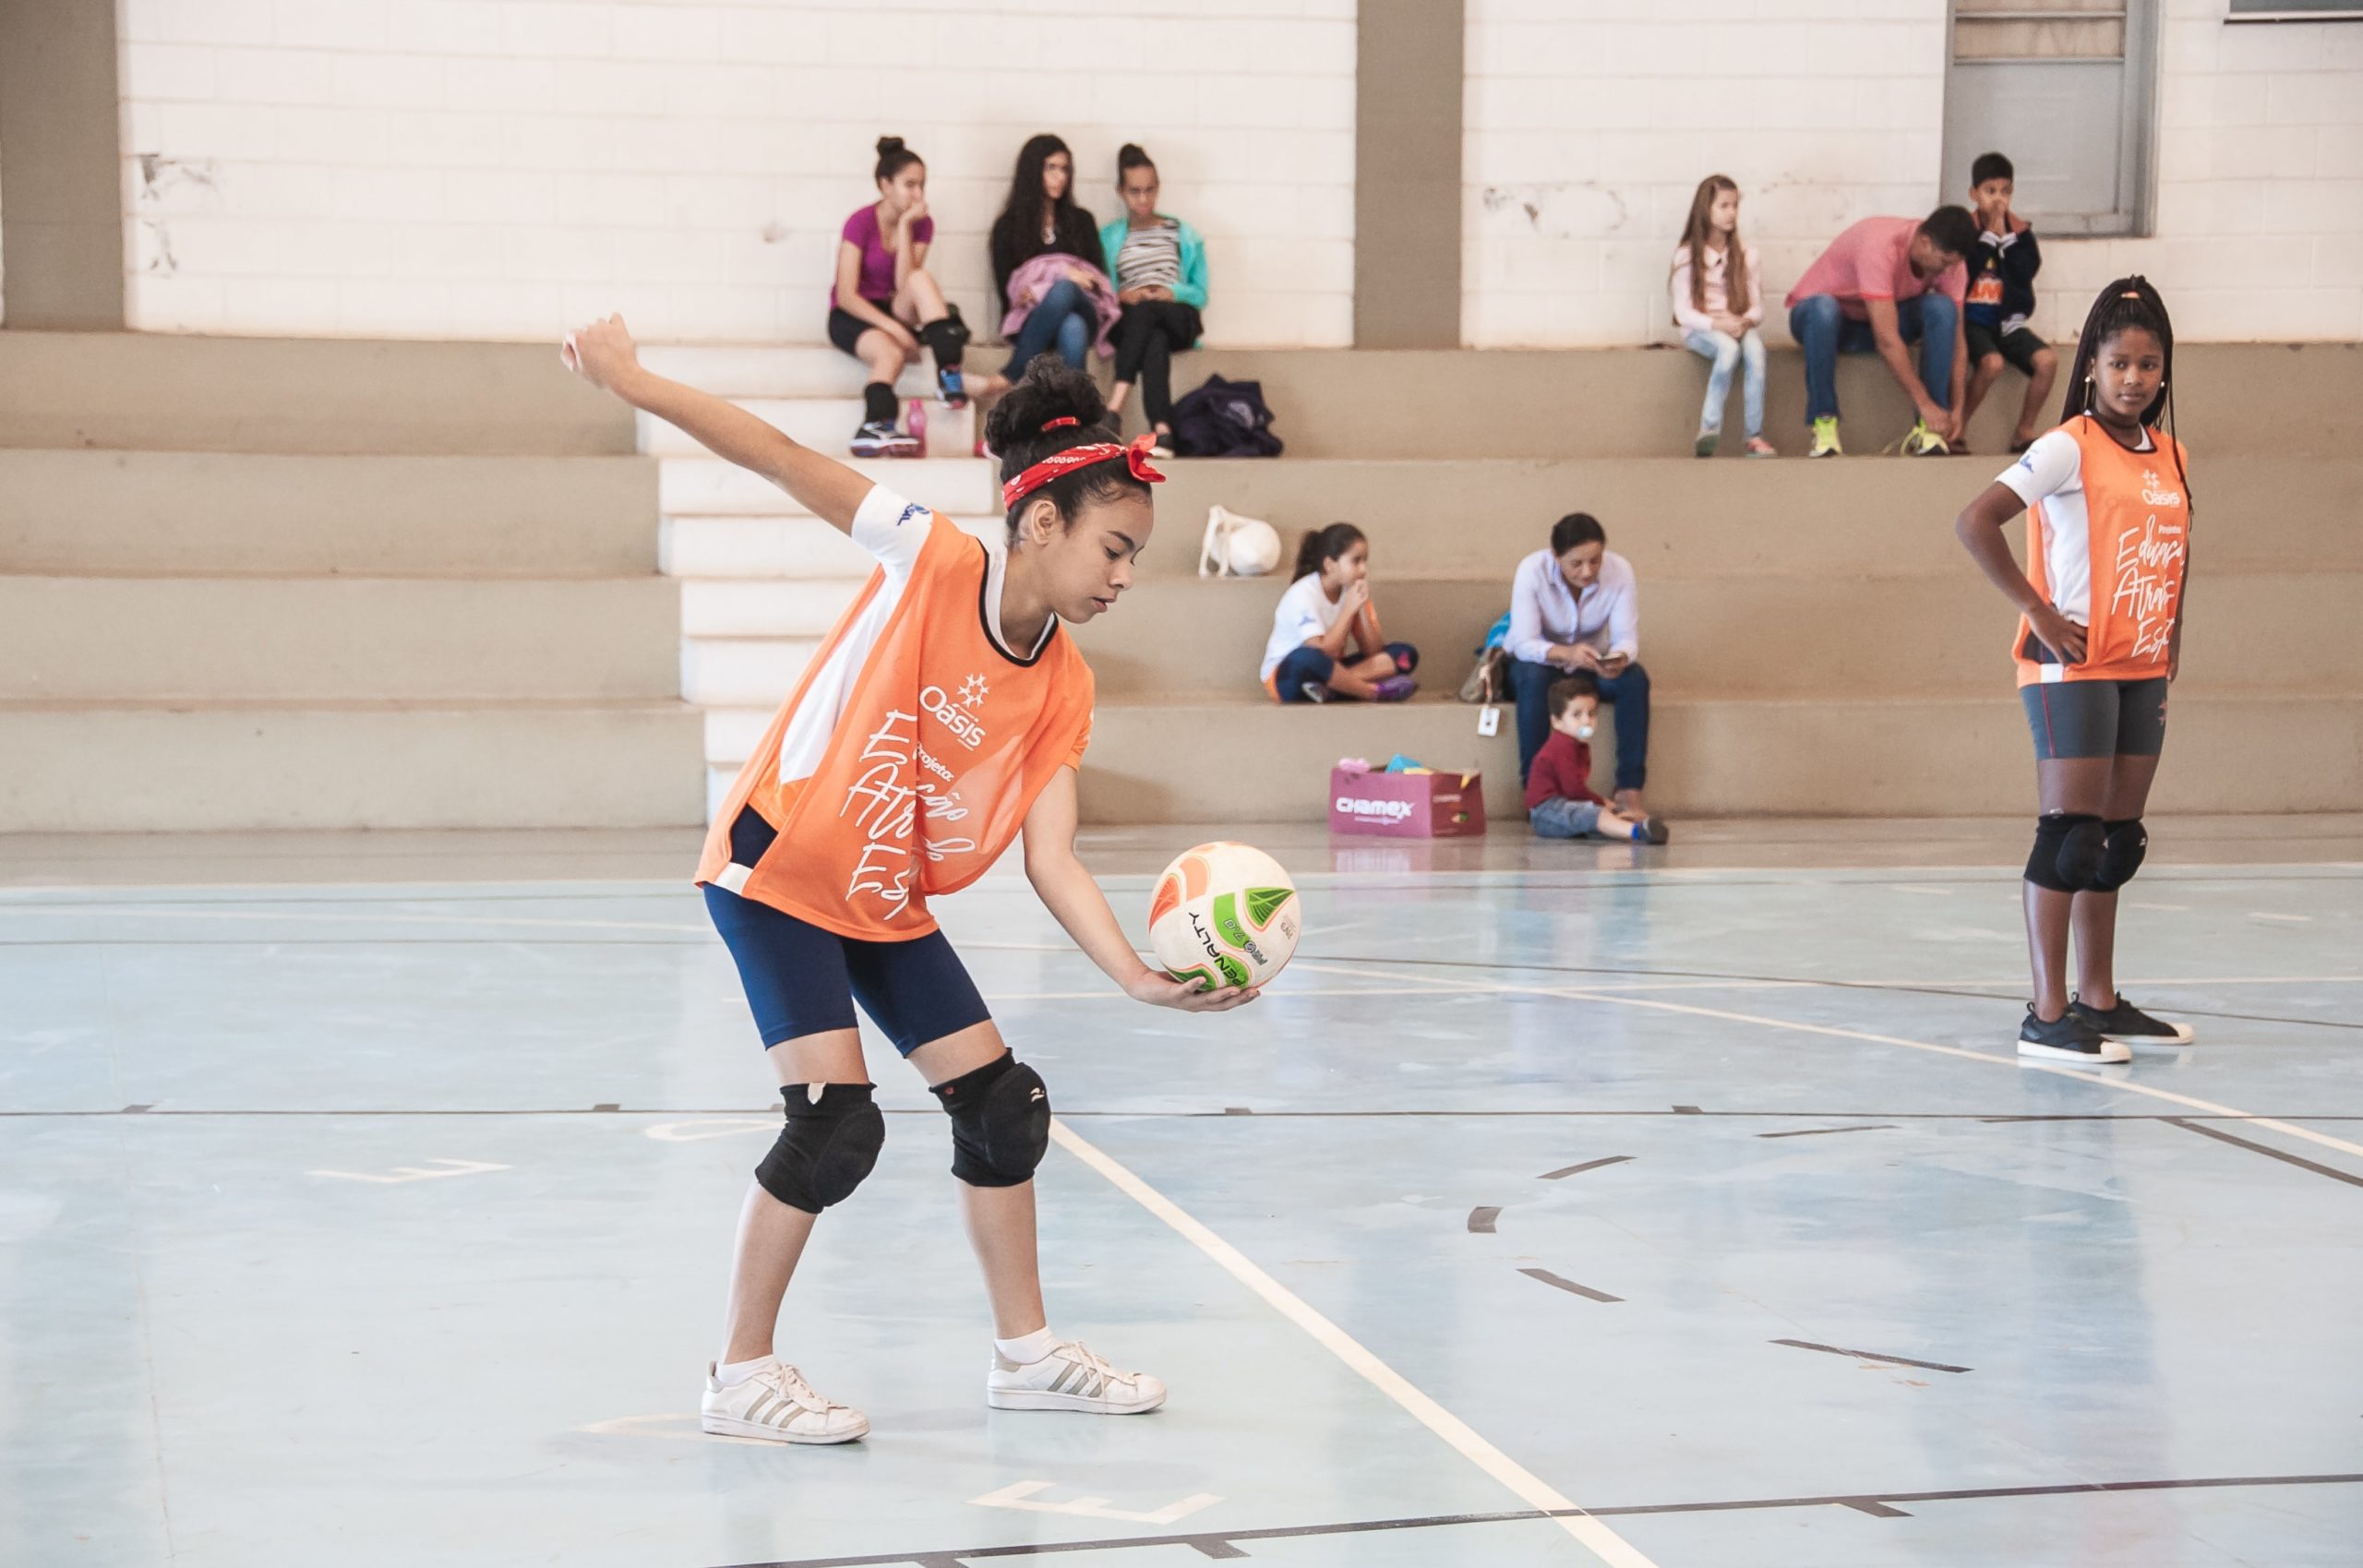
1941, 0, 2160, 238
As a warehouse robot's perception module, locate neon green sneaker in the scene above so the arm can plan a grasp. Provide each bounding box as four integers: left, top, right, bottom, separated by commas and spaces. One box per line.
1897, 418, 1950, 457
1806, 415, 1841, 458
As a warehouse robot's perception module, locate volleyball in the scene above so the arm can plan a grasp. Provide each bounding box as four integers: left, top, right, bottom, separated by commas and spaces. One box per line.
1148, 842, 1301, 991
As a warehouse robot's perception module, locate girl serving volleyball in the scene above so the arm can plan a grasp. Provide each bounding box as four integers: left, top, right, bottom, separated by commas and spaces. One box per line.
1952, 277, 2195, 1064
561, 316, 1253, 1445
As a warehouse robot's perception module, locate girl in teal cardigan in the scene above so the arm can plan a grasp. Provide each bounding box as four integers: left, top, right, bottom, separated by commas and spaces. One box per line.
1099, 145, 1208, 457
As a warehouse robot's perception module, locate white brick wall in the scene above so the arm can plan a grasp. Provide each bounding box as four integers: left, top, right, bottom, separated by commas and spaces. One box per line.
116, 0, 1357, 346
1463, 0, 2363, 346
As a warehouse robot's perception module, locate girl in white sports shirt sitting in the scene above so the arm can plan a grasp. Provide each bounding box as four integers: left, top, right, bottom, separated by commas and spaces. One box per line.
1259, 522, 1419, 704
560, 316, 1254, 1447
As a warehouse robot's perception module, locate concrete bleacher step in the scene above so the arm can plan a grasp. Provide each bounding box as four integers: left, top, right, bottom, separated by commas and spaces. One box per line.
1067, 570, 2359, 700
1165, 342, 2363, 461
636, 343, 950, 400
663, 513, 1000, 579
661, 454, 990, 517
679, 580, 872, 640
1142, 455, 2363, 581
0, 332, 634, 457
681, 637, 824, 708
0, 577, 680, 702
1068, 691, 2363, 823
0, 699, 703, 832
641, 400, 976, 460
0, 449, 658, 577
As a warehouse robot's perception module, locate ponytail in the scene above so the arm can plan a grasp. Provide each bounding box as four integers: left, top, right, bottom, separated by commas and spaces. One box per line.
1293, 521, 1366, 582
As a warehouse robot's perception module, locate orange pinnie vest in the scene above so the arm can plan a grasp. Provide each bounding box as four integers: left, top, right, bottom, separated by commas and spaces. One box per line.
699, 512, 1095, 940
2017, 417, 2191, 688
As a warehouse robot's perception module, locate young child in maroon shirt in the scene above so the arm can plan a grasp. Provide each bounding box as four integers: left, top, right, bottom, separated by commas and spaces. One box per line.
1526, 673, 1670, 844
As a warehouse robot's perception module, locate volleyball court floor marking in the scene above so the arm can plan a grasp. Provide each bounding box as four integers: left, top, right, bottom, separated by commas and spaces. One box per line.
1286, 959, 2363, 1162
1049, 1118, 1664, 1568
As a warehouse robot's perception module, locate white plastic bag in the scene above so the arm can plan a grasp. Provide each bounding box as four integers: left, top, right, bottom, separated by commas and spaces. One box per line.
1197, 505, 1282, 579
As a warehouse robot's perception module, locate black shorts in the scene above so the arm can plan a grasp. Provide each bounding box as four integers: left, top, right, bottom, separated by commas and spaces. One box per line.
827, 305, 893, 357
702, 808, 992, 1054
2021, 676, 2169, 760
1966, 320, 2048, 377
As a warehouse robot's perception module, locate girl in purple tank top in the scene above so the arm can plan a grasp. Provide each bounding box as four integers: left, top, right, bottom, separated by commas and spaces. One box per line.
831, 137, 998, 457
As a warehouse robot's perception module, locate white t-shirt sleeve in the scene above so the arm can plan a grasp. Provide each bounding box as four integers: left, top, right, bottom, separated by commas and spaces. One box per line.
1997, 430, 2081, 508
848, 483, 935, 576
1260, 575, 1335, 684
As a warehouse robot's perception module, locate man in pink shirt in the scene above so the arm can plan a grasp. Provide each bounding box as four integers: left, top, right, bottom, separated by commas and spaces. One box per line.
1784, 206, 1979, 458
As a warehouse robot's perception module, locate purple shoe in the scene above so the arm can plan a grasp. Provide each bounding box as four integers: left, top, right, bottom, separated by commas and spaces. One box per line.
1372, 675, 1418, 702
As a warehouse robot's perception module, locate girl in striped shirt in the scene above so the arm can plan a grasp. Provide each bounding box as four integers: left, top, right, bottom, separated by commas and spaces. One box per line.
1099, 145, 1209, 459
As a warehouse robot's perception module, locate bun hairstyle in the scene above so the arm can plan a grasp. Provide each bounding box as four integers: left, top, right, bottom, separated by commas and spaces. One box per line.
1292, 521, 1365, 582
984, 359, 1149, 540
1118, 142, 1155, 184
874, 136, 922, 184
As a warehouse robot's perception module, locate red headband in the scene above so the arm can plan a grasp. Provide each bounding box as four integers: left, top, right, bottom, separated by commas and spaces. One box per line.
1001, 433, 1167, 510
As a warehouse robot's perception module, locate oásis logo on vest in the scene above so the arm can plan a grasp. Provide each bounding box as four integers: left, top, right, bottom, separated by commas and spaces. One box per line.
1336, 795, 1415, 822
920, 685, 986, 750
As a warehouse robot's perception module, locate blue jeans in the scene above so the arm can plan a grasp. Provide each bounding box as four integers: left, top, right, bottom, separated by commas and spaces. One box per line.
1004, 278, 1093, 379
1270, 640, 1420, 702
1682, 328, 1766, 438
1508, 656, 1650, 792
1529, 796, 1604, 839
1786, 292, 1957, 424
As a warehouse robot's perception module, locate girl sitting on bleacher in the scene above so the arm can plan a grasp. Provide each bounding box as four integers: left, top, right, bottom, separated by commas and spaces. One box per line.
1259, 523, 1419, 704
830, 137, 978, 459
989, 135, 1111, 384
1099, 144, 1208, 460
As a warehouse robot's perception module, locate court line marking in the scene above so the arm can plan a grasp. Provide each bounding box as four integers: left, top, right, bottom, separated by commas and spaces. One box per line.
706, 1471, 2363, 1567
1048, 1118, 1661, 1568
1295, 961, 2363, 1167
1769, 1338, 1971, 1374
2165, 1118, 2363, 1191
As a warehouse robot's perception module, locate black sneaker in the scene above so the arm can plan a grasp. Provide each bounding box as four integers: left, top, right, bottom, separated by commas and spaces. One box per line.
2070, 993, 2195, 1047
849, 421, 918, 459
2019, 1005, 2129, 1064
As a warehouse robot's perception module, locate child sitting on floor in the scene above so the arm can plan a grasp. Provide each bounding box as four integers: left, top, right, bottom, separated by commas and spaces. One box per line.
1527, 673, 1669, 843
1260, 522, 1419, 703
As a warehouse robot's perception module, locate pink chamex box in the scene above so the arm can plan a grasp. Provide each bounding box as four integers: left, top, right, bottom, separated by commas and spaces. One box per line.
1327, 767, 1487, 839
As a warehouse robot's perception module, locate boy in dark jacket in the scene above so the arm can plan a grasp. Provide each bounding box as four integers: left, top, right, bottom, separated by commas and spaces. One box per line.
1527, 673, 1668, 844
1960, 151, 2057, 452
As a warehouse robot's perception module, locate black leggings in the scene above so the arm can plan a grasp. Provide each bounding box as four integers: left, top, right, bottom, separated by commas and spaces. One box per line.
1110, 300, 1202, 427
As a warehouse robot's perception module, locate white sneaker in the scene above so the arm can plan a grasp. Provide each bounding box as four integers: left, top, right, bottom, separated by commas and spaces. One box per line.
700, 1359, 868, 1444
987, 1338, 1166, 1415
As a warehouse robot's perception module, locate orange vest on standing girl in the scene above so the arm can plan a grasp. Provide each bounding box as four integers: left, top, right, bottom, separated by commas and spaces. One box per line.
2000, 414, 2190, 687
702, 494, 1096, 940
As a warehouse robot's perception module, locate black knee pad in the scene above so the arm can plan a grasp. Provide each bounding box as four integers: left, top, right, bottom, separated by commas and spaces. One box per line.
2089, 818, 2147, 892
2028, 812, 2105, 892
755, 1083, 884, 1215
930, 1053, 1050, 1189
919, 307, 968, 366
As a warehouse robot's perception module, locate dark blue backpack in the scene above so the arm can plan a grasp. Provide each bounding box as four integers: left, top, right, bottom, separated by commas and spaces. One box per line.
1168, 375, 1283, 459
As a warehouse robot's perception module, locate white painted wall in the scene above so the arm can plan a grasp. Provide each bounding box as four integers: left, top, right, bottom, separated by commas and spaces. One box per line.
1463, 0, 2363, 346
116, 0, 1356, 345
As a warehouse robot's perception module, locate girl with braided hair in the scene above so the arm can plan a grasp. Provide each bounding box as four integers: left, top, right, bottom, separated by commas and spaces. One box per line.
562, 318, 1253, 1444
1952, 277, 2196, 1064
